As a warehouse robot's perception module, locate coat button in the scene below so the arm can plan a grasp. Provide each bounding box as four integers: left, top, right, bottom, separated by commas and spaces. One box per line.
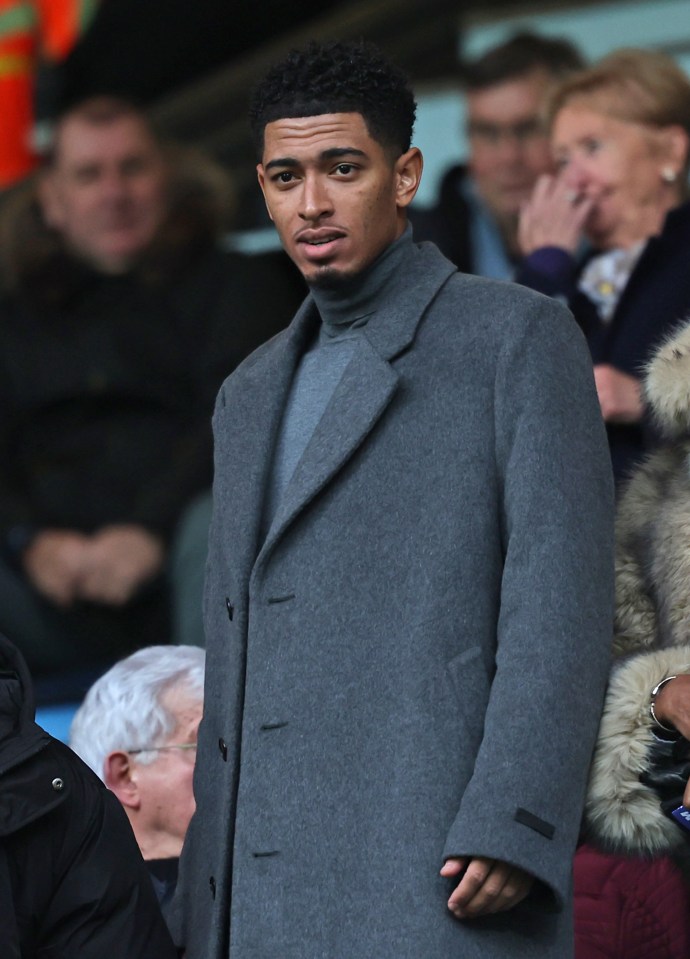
51, 777, 64, 791
218, 738, 228, 761
209, 876, 216, 899
225, 598, 234, 621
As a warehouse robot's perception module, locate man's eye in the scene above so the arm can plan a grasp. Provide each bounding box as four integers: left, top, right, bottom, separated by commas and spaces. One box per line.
122, 157, 148, 176
583, 138, 602, 155
74, 168, 99, 185
334, 163, 355, 175
272, 171, 295, 184
514, 120, 542, 142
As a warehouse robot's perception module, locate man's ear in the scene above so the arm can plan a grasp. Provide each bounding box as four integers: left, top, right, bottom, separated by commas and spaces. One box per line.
37, 173, 63, 230
103, 751, 141, 810
256, 164, 274, 222
394, 147, 423, 210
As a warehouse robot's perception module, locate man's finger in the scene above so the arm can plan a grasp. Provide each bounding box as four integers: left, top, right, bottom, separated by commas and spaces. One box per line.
446, 858, 534, 919
447, 857, 492, 916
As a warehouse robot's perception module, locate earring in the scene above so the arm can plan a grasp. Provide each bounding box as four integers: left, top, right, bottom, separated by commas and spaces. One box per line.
661, 166, 678, 184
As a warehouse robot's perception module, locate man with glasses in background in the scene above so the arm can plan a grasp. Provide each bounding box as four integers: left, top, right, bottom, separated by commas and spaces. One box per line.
410, 31, 583, 279
70, 644, 204, 916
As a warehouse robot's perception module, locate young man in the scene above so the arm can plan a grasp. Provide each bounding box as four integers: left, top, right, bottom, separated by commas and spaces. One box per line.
410, 32, 584, 278
174, 40, 614, 958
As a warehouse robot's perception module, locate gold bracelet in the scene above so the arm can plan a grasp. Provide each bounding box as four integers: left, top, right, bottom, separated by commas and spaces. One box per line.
650, 675, 679, 733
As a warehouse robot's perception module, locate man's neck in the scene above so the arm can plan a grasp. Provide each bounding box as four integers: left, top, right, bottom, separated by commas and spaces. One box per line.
133, 823, 183, 861
309, 226, 414, 337
494, 211, 520, 259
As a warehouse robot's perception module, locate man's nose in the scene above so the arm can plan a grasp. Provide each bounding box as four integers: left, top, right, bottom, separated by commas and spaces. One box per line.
299, 175, 333, 220
100, 170, 130, 201
494, 134, 525, 165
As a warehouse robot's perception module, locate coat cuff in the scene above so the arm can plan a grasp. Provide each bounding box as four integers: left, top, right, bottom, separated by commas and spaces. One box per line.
515, 247, 577, 298
585, 645, 690, 856
442, 801, 567, 912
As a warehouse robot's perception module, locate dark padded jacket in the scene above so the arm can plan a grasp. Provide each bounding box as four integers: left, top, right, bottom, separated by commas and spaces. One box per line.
574, 843, 690, 959
0, 634, 177, 958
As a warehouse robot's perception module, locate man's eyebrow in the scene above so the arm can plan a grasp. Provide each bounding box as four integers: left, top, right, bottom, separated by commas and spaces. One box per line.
264, 147, 367, 171
321, 147, 367, 160
264, 156, 299, 171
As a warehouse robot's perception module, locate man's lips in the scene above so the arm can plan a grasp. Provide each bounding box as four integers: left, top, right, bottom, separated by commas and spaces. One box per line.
101, 217, 146, 232
295, 228, 346, 260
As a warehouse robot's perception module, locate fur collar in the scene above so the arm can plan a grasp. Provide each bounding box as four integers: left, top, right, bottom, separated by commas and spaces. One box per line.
586, 646, 690, 856
645, 317, 690, 441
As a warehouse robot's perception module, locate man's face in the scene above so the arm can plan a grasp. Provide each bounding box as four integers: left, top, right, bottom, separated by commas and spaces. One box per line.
466, 68, 554, 222
131, 686, 201, 860
40, 114, 167, 273
257, 112, 421, 286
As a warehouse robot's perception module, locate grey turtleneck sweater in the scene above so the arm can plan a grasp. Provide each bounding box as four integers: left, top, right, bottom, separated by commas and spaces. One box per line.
262, 226, 414, 530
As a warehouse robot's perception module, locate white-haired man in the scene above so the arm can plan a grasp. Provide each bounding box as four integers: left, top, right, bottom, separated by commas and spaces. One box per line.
70, 644, 204, 910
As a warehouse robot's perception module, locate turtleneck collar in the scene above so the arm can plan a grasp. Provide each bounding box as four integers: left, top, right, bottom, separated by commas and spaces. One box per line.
310, 225, 414, 339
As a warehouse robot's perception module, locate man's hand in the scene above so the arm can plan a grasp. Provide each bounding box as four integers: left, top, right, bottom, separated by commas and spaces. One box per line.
593, 365, 643, 423
77, 525, 164, 606
440, 856, 534, 919
22, 529, 91, 606
518, 173, 593, 256
651, 674, 690, 807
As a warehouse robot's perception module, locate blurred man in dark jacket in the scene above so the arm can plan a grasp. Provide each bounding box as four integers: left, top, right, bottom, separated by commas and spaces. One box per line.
0, 632, 177, 958
0, 96, 304, 673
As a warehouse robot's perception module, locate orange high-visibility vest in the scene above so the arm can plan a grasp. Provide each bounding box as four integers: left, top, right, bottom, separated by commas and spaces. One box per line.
0, 0, 100, 187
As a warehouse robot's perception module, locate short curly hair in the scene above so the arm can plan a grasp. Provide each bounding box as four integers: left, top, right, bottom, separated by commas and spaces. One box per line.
249, 40, 416, 158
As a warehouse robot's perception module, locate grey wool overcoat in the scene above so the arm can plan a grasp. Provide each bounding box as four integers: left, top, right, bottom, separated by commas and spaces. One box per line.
174, 241, 615, 958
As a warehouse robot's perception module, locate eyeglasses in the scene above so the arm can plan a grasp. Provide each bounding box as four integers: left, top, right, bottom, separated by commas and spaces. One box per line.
127, 743, 197, 756
467, 118, 545, 147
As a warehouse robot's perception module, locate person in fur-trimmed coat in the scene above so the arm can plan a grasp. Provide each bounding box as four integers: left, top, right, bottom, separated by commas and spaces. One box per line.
575, 318, 690, 958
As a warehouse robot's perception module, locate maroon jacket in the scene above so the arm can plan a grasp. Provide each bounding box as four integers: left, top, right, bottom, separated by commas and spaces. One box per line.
575, 843, 690, 959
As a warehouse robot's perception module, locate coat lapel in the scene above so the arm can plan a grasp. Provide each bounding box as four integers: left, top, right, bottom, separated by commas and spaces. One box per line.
257, 337, 398, 563
255, 241, 456, 567
213, 298, 318, 574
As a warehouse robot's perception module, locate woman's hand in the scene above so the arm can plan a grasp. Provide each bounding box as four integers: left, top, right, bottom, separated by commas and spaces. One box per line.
518, 173, 593, 256
593, 365, 643, 423
652, 674, 690, 806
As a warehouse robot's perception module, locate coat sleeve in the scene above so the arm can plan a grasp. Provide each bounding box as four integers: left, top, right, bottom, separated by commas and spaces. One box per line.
442, 295, 615, 909
514, 246, 579, 300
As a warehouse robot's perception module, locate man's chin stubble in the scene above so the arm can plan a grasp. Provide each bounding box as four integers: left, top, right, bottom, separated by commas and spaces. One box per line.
306, 265, 355, 290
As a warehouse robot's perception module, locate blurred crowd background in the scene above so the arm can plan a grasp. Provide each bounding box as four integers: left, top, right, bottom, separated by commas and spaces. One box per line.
2, 0, 688, 232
